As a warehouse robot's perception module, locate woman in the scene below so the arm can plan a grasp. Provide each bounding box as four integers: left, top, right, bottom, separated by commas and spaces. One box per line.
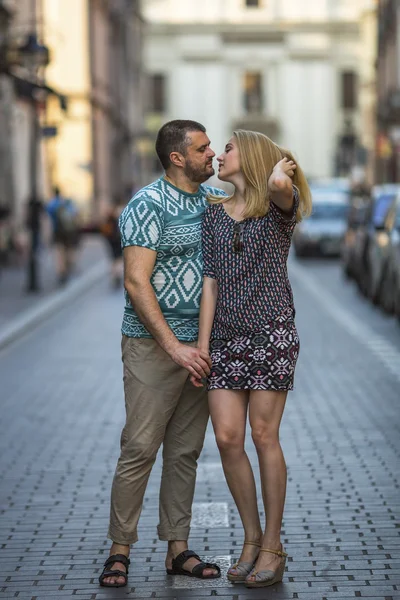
192, 130, 312, 588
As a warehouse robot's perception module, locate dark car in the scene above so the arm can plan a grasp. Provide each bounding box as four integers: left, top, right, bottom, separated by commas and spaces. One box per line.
362, 185, 400, 301
350, 185, 400, 296
378, 193, 400, 319
293, 190, 349, 257
341, 191, 370, 279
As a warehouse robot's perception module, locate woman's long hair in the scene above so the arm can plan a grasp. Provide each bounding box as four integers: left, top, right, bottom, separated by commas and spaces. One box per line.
208, 130, 312, 221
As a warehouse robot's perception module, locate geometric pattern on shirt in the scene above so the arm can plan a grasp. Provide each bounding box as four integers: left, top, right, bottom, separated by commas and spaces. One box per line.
119, 177, 226, 340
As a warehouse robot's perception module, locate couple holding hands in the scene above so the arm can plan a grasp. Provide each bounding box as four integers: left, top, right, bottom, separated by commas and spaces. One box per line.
99, 120, 312, 589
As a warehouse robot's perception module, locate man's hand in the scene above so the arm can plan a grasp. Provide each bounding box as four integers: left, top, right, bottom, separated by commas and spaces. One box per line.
169, 343, 212, 380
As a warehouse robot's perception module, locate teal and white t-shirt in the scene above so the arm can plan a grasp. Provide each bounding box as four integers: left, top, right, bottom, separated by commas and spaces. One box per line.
119, 177, 226, 341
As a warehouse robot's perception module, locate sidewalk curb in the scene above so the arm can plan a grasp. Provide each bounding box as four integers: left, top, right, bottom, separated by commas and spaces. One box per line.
0, 259, 108, 351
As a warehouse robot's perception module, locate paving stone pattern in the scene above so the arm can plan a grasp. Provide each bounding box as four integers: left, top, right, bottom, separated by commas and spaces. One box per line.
0, 235, 109, 328
0, 259, 399, 600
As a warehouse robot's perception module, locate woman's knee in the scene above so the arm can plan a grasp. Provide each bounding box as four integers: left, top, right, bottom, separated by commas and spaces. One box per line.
215, 429, 244, 455
251, 424, 279, 451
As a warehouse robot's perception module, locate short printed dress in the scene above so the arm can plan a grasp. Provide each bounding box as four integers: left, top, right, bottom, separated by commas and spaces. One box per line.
202, 188, 300, 391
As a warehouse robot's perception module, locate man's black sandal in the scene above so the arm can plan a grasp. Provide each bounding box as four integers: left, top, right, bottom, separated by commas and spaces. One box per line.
99, 553, 130, 587
166, 549, 221, 579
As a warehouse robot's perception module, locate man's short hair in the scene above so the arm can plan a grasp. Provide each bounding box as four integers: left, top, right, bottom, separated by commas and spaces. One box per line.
155, 120, 206, 170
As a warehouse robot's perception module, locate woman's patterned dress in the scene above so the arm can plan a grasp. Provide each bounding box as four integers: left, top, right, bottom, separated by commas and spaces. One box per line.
202, 188, 300, 391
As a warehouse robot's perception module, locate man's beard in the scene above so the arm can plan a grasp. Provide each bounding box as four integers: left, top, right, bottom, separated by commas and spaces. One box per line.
184, 158, 214, 183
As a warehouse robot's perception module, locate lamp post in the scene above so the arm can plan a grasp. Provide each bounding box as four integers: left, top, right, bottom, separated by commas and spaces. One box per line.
1, 30, 54, 289
17, 34, 50, 292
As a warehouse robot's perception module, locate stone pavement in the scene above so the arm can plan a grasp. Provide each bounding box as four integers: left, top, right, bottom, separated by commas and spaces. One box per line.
0, 257, 399, 600
0, 235, 109, 329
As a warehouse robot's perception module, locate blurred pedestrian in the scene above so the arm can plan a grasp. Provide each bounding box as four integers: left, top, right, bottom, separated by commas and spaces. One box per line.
99, 120, 225, 588
99, 199, 125, 288
193, 130, 312, 588
46, 187, 80, 286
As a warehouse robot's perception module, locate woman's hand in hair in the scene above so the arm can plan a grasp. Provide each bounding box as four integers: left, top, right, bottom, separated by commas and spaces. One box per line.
269, 158, 296, 188
268, 158, 297, 212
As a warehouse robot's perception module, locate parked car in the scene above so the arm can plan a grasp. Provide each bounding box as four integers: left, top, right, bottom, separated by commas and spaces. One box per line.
360, 184, 400, 301
293, 189, 349, 257
377, 193, 400, 318
341, 192, 370, 279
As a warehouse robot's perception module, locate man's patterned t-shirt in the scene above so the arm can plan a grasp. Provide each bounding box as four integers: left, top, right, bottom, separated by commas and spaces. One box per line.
119, 177, 226, 341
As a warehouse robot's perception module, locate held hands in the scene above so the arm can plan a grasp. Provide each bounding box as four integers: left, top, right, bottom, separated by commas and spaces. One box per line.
189, 345, 211, 388
169, 342, 211, 386
190, 374, 206, 388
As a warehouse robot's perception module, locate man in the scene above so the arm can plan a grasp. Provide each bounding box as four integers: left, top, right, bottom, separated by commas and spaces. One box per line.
99, 120, 226, 588
46, 187, 79, 285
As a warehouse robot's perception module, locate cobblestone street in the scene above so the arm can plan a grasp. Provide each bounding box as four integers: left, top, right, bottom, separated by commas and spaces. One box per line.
0, 256, 399, 600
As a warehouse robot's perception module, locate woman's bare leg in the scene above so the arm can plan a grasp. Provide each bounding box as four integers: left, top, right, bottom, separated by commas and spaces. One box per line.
209, 389, 262, 565
247, 390, 288, 577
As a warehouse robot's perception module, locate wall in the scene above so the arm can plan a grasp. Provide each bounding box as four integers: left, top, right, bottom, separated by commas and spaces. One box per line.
42, 0, 93, 212
143, 0, 366, 179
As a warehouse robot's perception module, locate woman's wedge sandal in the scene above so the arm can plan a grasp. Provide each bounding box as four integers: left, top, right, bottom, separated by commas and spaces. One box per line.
166, 549, 221, 579
99, 553, 130, 588
245, 546, 287, 588
227, 541, 261, 583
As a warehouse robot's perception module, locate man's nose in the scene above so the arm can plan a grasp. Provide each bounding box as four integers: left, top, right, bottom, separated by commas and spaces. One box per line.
207, 147, 216, 158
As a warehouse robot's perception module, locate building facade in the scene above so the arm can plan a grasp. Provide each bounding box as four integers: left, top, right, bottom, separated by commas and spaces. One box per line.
43, 0, 147, 218
376, 0, 400, 183
143, 0, 371, 181
88, 0, 147, 212
0, 0, 16, 219
358, 0, 378, 187
1, 0, 147, 241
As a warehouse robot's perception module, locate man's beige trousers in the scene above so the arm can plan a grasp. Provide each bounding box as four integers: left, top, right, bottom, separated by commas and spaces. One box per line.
107, 336, 209, 545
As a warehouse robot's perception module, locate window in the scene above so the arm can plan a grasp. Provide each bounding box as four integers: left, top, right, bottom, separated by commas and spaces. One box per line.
341, 71, 357, 110
148, 74, 165, 113
245, 0, 260, 6
243, 72, 263, 113
372, 193, 396, 227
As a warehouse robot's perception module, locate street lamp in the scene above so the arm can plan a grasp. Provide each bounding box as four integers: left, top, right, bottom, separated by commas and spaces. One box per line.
17, 34, 50, 292
1, 30, 56, 290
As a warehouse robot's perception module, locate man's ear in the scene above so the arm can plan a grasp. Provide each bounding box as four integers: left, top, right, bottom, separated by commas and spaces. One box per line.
169, 151, 185, 168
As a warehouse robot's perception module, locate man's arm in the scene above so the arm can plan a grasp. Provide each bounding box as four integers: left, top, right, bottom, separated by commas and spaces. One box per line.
268, 157, 297, 213
124, 245, 211, 379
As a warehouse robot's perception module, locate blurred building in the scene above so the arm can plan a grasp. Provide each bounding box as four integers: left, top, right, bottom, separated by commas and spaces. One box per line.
0, 0, 60, 244
357, 0, 378, 188
0, 0, 147, 240
376, 0, 400, 183
42, 0, 148, 219
0, 0, 15, 219
143, 0, 372, 180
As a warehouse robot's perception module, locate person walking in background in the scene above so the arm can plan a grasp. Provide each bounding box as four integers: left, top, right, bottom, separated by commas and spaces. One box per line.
99, 120, 226, 588
100, 199, 125, 288
193, 130, 312, 588
46, 187, 80, 286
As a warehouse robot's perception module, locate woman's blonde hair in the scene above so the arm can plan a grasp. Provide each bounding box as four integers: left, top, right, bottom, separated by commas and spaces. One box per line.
209, 130, 312, 221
